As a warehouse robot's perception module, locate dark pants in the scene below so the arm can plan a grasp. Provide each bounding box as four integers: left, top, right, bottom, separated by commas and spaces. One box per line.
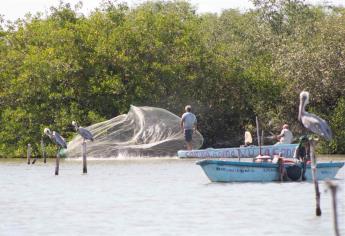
184, 129, 193, 142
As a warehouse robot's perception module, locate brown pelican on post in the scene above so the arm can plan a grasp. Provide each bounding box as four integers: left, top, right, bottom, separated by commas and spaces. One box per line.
299, 91, 332, 140
72, 121, 94, 142
44, 128, 67, 175
72, 121, 94, 174
44, 128, 67, 149
298, 91, 332, 216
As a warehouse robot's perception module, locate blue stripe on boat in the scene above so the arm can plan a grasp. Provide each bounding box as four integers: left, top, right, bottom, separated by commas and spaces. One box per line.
196, 160, 345, 182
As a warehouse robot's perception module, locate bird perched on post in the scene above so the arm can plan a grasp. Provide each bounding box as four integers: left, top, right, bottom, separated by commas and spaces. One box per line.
298, 91, 332, 140
72, 121, 94, 141
44, 128, 67, 149
298, 90, 332, 217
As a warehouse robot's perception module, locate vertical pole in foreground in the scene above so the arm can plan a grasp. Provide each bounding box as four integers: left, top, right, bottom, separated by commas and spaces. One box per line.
326, 181, 340, 236
310, 139, 321, 216
27, 143, 31, 164
82, 140, 87, 174
55, 152, 60, 175
261, 130, 264, 146
41, 138, 47, 163
255, 116, 261, 156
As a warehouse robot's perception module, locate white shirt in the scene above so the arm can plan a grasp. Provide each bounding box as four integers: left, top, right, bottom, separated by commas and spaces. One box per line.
244, 131, 252, 145
181, 112, 197, 130
279, 128, 293, 144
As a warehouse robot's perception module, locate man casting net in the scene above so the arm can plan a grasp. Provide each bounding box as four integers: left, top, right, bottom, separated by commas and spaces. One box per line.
66, 106, 203, 158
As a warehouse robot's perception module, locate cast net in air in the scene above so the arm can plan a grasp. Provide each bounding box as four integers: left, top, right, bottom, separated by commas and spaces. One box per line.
65, 106, 203, 158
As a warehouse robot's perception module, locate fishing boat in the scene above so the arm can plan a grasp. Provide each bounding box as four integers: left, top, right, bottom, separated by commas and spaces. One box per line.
196, 159, 344, 182
177, 143, 298, 159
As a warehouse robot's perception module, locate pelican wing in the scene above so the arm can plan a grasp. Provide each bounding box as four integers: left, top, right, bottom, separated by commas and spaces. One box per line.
301, 112, 332, 141
79, 127, 94, 141
53, 131, 67, 148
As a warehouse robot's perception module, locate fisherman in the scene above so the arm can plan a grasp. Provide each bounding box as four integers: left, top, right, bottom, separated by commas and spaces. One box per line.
293, 135, 310, 161
293, 135, 310, 180
275, 124, 293, 144
180, 105, 197, 150
244, 130, 253, 146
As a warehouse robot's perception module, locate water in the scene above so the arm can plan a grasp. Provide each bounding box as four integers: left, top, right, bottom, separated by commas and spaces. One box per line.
0, 156, 344, 236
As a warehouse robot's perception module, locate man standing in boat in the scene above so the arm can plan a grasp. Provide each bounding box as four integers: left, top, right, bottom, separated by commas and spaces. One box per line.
180, 105, 197, 150
293, 135, 310, 180
275, 124, 293, 144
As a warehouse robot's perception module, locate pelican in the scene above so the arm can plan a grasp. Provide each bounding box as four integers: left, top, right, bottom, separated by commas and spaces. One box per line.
44, 128, 67, 148
298, 91, 332, 140
72, 121, 94, 141
298, 91, 331, 217
72, 121, 93, 174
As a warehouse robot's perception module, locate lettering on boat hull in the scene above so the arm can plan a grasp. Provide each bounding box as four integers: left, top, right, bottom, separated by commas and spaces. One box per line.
179, 144, 298, 158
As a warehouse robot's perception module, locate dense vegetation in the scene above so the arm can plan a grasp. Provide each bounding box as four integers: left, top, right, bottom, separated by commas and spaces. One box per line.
1, 0, 345, 157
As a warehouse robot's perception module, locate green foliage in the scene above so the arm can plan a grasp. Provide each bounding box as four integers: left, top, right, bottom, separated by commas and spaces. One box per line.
329, 98, 345, 154
1, 0, 345, 156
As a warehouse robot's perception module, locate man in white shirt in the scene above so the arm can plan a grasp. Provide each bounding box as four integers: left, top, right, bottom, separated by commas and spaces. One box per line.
275, 124, 293, 144
180, 105, 197, 150
244, 131, 253, 146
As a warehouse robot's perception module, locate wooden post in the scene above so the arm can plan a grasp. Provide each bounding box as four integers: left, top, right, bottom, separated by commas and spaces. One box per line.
261, 130, 264, 146
310, 139, 321, 216
41, 138, 47, 163
82, 140, 87, 174
55, 151, 60, 175
255, 116, 261, 156
326, 181, 340, 236
27, 143, 31, 164
278, 153, 285, 182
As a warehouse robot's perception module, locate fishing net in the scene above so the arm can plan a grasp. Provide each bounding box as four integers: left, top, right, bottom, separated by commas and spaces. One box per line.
65, 106, 203, 158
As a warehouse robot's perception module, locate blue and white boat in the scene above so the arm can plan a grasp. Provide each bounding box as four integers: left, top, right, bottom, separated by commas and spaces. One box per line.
196, 159, 344, 182
178, 144, 298, 159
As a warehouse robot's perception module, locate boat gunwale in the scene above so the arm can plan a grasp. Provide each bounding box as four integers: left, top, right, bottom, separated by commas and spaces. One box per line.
196, 160, 345, 169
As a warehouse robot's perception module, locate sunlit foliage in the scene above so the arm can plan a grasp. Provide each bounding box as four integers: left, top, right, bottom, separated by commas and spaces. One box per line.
0, 0, 344, 157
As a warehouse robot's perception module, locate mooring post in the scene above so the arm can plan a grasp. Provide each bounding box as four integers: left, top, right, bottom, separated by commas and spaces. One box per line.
82, 140, 87, 174
310, 139, 321, 216
27, 143, 31, 165
326, 181, 340, 236
261, 130, 264, 146
41, 138, 46, 163
55, 152, 60, 175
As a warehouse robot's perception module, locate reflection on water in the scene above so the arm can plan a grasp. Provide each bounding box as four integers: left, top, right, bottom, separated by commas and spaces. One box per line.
0, 156, 344, 236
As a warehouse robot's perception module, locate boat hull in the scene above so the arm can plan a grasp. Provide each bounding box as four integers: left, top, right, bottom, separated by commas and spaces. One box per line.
197, 160, 344, 182
178, 144, 298, 159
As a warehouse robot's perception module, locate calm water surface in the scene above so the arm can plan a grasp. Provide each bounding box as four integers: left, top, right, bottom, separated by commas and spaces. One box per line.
0, 156, 344, 236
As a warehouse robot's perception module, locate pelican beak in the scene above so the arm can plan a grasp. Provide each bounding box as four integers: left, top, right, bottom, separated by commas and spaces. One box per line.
298, 93, 307, 121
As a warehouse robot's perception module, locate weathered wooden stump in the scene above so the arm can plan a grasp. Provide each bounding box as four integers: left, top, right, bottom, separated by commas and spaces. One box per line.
27, 144, 31, 165
55, 152, 60, 175
41, 138, 47, 163
326, 181, 340, 236
82, 141, 87, 174
309, 139, 321, 216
